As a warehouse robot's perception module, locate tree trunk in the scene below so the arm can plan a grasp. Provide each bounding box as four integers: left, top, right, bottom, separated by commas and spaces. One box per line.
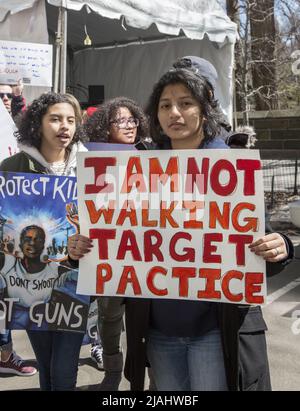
250, 0, 278, 110
226, 0, 239, 22
226, 0, 243, 112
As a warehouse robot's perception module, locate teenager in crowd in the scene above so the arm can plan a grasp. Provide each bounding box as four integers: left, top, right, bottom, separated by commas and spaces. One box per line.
172, 56, 232, 140
0, 92, 88, 390
82, 96, 149, 390
84, 96, 149, 144
122, 66, 294, 391
68, 66, 293, 391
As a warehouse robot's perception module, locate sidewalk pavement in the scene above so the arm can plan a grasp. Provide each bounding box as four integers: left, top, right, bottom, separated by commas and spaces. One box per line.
0, 330, 131, 391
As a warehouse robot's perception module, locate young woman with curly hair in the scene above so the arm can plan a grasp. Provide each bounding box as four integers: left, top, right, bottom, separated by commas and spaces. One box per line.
1, 92, 84, 175
84, 96, 149, 145
77, 96, 150, 390
0, 92, 88, 391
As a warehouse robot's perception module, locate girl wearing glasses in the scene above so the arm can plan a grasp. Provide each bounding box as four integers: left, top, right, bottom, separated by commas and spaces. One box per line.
0, 81, 28, 378
84, 96, 149, 145
82, 96, 149, 390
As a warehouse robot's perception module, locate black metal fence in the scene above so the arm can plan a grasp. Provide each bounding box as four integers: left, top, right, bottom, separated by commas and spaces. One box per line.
260, 150, 300, 209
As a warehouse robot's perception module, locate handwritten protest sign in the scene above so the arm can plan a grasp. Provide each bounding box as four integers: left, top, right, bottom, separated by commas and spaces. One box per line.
76, 149, 266, 306
0, 40, 52, 87
85, 142, 137, 151
0, 99, 18, 162
0, 172, 89, 332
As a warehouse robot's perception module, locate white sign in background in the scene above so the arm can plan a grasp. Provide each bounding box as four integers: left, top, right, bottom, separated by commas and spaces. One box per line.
76, 150, 266, 305
0, 99, 18, 162
0, 40, 53, 87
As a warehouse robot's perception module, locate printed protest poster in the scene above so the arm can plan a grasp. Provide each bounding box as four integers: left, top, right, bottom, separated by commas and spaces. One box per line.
82, 298, 98, 345
76, 149, 266, 306
0, 40, 53, 87
0, 172, 89, 332
0, 99, 19, 162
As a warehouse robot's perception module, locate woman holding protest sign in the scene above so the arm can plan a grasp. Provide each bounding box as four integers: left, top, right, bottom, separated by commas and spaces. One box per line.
68, 67, 294, 391
121, 66, 294, 391
81, 96, 150, 390
0, 92, 88, 390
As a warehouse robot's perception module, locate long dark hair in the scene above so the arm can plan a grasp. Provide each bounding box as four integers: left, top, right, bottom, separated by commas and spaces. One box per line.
16, 92, 82, 149
83, 96, 149, 143
146, 69, 223, 144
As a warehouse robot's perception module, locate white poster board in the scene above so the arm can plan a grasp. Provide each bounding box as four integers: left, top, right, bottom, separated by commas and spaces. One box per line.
0, 99, 18, 162
0, 40, 52, 87
76, 149, 266, 306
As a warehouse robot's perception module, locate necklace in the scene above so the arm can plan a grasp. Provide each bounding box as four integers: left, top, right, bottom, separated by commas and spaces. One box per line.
49, 150, 70, 176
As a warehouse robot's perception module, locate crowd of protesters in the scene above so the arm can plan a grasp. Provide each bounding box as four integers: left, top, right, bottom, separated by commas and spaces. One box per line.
0, 56, 294, 391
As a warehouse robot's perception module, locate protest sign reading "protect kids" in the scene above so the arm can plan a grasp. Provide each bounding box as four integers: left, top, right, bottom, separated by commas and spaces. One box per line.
76, 149, 266, 305
0, 172, 89, 332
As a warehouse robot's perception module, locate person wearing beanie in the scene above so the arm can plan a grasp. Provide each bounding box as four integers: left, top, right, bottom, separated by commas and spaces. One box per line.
172, 56, 232, 136
123, 67, 294, 391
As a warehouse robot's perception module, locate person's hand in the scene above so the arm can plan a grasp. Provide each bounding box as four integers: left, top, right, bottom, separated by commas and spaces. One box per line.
68, 234, 93, 260
249, 233, 288, 262
12, 79, 23, 97
66, 202, 79, 231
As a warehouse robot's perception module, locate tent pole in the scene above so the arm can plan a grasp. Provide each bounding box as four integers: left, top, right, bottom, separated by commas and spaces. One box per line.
233, 65, 238, 131
73, 35, 187, 54
59, 1, 68, 93
54, 6, 62, 93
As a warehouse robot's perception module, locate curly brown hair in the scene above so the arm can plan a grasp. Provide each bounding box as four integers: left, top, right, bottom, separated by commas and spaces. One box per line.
83, 97, 149, 143
16, 92, 83, 149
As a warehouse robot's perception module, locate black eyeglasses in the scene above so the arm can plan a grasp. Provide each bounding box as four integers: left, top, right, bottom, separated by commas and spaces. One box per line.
110, 117, 139, 129
0, 93, 13, 99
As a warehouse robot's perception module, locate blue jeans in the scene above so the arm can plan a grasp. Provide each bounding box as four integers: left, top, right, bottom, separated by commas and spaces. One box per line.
27, 330, 84, 391
147, 328, 228, 391
10, 305, 47, 330
0, 329, 12, 351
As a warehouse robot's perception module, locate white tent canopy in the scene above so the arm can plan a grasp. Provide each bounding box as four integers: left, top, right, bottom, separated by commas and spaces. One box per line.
46, 0, 236, 44
0, 0, 237, 122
